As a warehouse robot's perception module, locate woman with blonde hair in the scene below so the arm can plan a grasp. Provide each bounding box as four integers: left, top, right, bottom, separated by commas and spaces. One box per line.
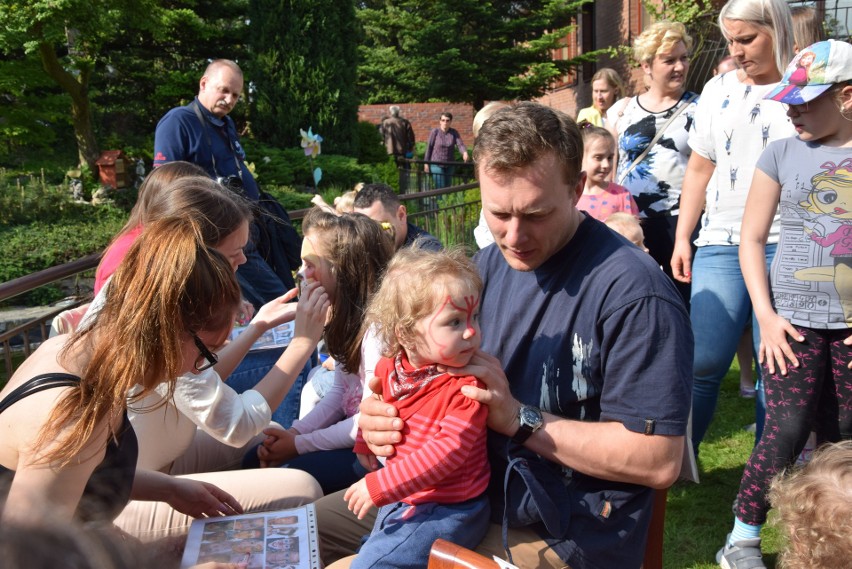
608, 21, 698, 304
577, 67, 625, 127
670, 1, 796, 486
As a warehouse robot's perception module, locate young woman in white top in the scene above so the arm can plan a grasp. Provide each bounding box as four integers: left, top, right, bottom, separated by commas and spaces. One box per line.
670, 0, 796, 457
82, 177, 330, 541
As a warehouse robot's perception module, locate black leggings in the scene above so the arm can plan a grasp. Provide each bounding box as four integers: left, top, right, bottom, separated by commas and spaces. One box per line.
735, 326, 852, 525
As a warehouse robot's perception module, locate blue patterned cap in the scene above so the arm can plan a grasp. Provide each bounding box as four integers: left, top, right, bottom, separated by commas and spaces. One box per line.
765, 40, 852, 104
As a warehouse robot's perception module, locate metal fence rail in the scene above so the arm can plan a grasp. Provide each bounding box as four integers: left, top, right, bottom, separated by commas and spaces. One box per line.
0, 254, 100, 380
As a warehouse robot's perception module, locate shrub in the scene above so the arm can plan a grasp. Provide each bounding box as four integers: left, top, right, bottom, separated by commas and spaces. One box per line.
244, 140, 399, 192
355, 120, 388, 165
0, 169, 88, 226
0, 205, 126, 305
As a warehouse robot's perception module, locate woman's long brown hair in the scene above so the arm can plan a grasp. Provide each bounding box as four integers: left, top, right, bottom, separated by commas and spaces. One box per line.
36, 216, 241, 466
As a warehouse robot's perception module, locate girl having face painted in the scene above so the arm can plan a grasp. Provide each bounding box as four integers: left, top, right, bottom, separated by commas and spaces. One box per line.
249, 209, 395, 494
344, 246, 490, 569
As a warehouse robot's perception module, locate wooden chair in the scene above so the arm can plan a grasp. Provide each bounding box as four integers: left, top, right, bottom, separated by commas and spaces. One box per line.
427, 539, 500, 569
426, 489, 667, 569
642, 487, 668, 569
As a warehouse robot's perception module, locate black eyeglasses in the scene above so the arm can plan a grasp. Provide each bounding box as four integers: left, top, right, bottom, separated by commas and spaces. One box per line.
192, 333, 219, 372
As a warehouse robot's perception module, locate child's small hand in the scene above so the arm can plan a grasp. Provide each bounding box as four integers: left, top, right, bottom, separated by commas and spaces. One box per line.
236, 299, 255, 326
344, 479, 375, 519
257, 427, 298, 467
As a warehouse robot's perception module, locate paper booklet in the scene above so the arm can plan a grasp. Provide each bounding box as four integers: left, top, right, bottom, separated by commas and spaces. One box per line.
180, 504, 319, 569
230, 321, 295, 352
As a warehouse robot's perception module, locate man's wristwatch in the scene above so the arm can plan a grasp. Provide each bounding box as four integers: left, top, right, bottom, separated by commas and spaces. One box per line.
511, 405, 543, 444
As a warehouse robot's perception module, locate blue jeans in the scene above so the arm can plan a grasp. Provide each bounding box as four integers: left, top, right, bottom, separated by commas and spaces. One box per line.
429, 164, 455, 189
690, 244, 775, 454
236, 241, 287, 311
226, 348, 316, 429
351, 496, 490, 569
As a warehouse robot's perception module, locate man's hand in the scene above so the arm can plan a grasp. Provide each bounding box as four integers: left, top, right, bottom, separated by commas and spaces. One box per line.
166, 478, 243, 518
344, 478, 375, 519
445, 350, 520, 437
257, 427, 298, 467
358, 375, 403, 457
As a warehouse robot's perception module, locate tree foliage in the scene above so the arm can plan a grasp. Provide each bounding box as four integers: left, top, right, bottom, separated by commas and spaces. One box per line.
356, 0, 593, 110
248, 0, 360, 155
0, 0, 252, 172
0, 0, 161, 171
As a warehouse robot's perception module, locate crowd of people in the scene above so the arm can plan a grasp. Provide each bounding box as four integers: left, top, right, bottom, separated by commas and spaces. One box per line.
1, 1, 850, 568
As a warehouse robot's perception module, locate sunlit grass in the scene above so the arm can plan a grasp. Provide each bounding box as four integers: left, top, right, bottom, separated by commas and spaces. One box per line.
664, 360, 782, 568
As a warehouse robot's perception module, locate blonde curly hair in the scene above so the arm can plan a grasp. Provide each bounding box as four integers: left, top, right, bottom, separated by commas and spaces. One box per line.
363, 246, 482, 359
632, 21, 694, 64
768, 440, 852, 569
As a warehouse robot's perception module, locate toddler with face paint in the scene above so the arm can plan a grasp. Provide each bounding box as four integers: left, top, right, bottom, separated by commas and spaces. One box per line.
344, 246, 491, 569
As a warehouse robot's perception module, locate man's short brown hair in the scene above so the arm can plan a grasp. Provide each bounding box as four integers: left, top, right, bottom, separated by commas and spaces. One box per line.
473, 101, 583, 187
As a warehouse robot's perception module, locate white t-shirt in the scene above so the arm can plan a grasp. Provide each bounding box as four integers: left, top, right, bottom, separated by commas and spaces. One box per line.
689, 71, 794, 246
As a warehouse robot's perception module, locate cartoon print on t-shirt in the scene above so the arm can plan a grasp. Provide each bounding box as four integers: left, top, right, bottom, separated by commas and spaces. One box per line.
792, 159, 852, 322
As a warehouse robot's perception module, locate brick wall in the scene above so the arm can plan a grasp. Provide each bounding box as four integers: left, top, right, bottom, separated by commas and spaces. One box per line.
358, 103, 475, 147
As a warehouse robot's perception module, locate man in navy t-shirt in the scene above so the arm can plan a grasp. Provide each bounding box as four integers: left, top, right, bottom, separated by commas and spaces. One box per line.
318, 102, 693, 569
153, 59, 294, 308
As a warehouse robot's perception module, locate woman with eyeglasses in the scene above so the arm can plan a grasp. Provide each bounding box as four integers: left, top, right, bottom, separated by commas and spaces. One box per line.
76, 177, 330, 543
670, 0, 795, 471
424, 112, 469, 189
0, 216, 244, 532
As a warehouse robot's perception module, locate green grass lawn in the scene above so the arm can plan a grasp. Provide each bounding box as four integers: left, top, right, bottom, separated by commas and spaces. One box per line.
664, 360, 781, 568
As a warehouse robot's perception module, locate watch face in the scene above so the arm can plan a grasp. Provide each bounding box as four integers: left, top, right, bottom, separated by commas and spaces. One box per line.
519, 406, 542, 428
